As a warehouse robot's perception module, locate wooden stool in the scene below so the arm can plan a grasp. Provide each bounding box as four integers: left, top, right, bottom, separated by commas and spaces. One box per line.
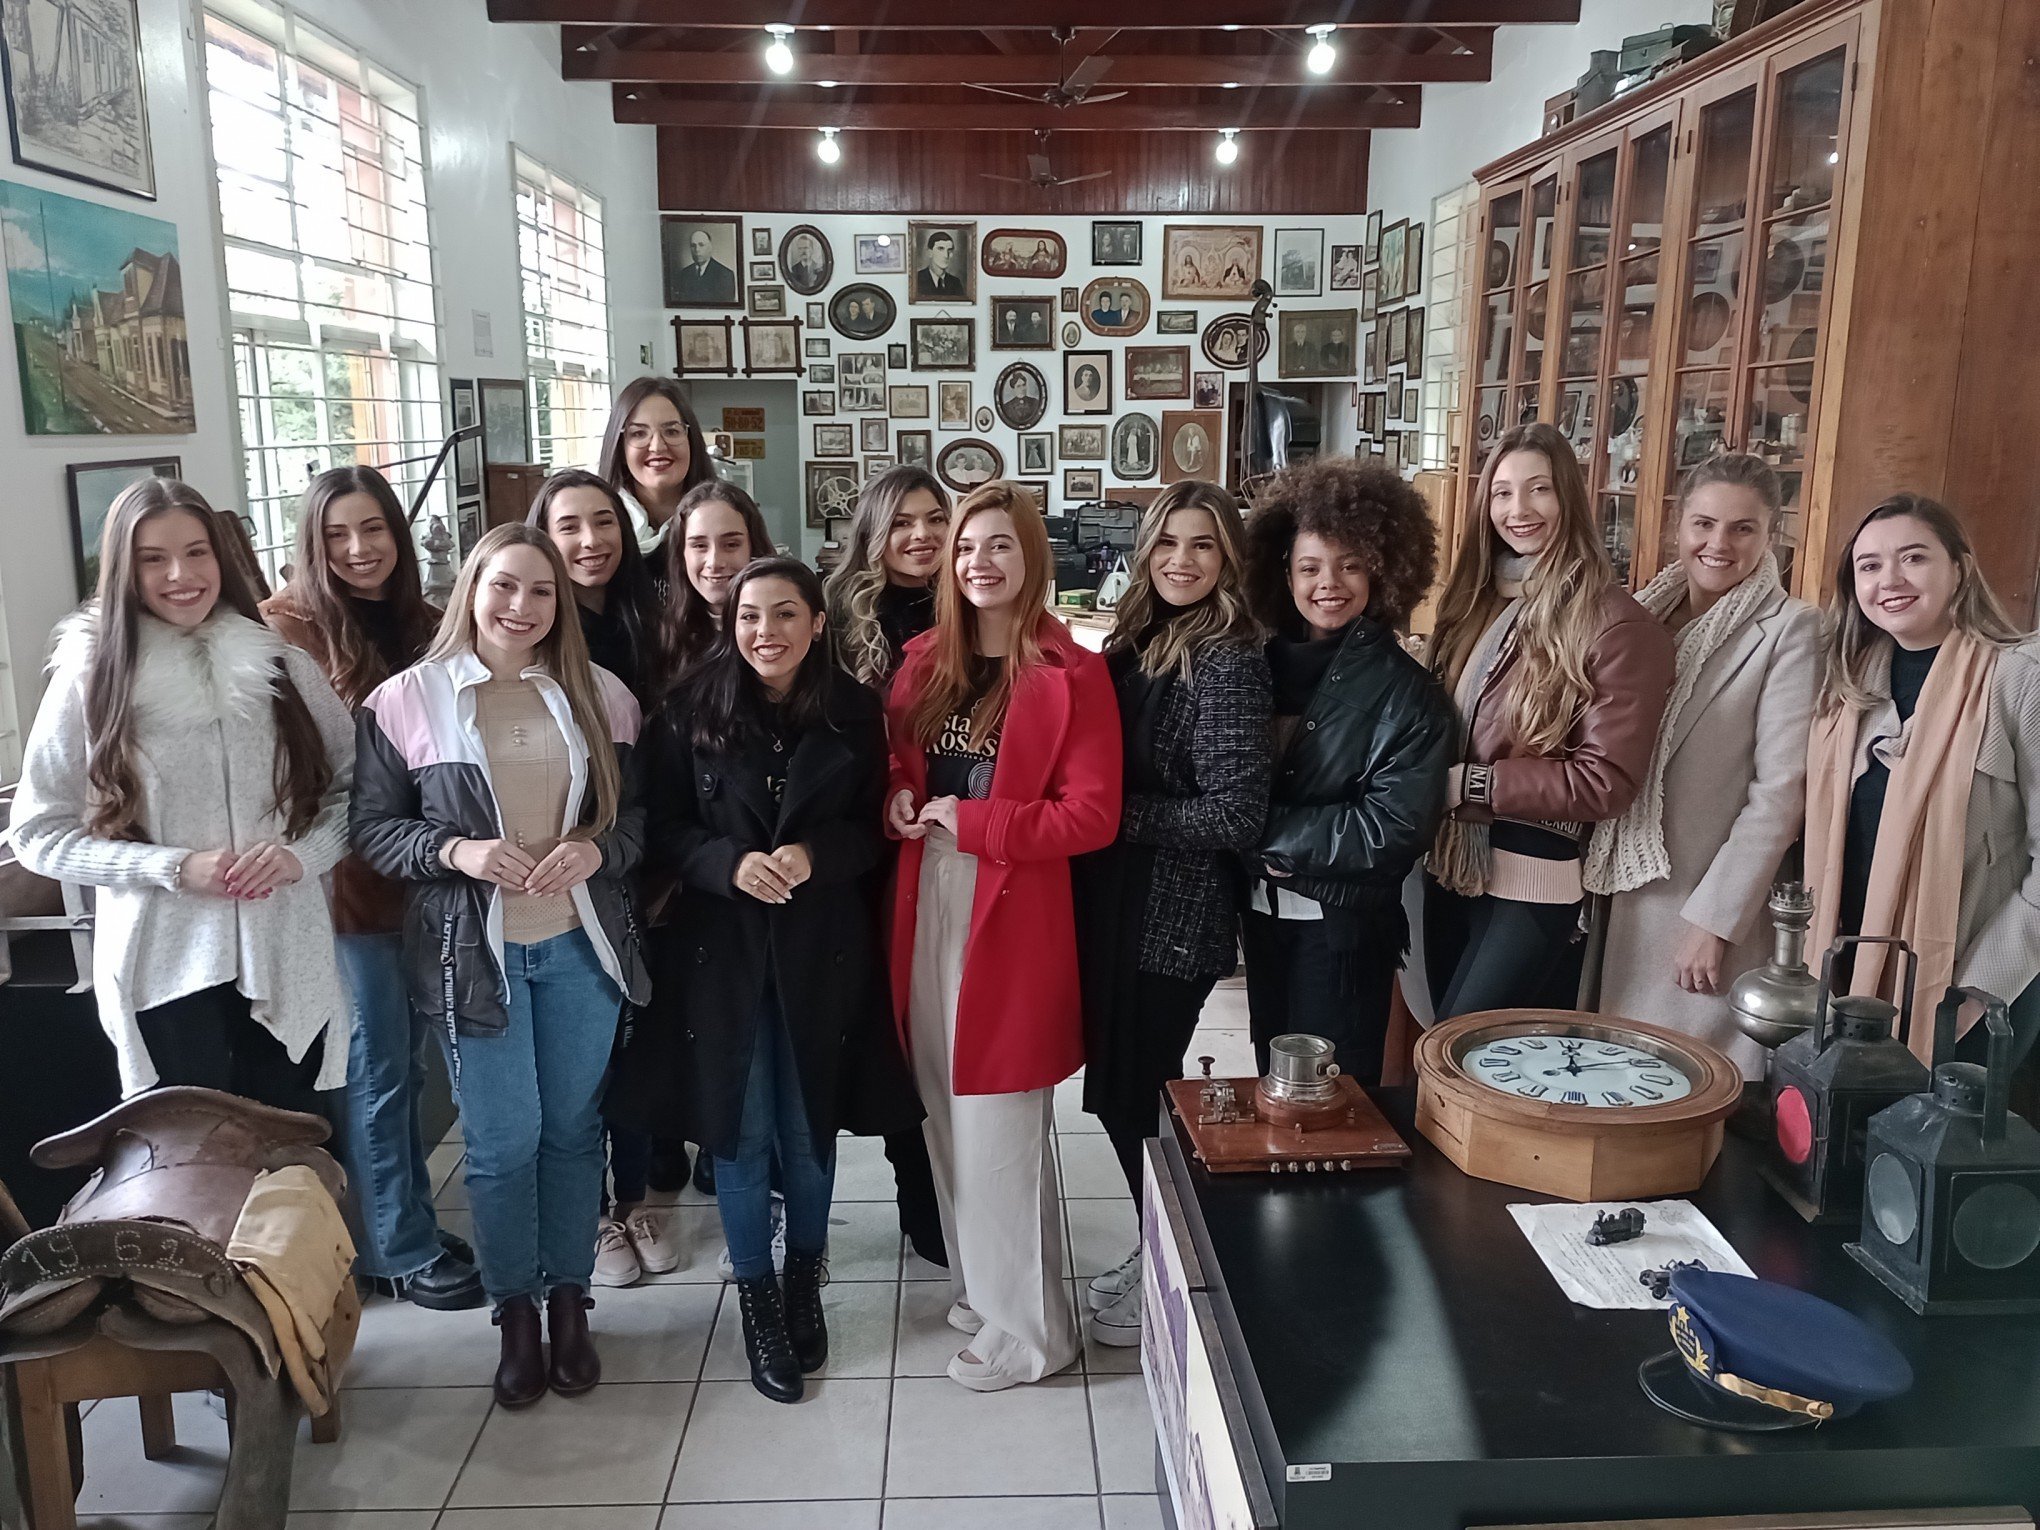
6, 1327, 340, 1530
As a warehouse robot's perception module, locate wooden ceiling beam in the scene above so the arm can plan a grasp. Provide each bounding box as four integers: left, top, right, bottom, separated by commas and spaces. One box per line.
613, 87, 1420, 131
497, 1, 1579, 27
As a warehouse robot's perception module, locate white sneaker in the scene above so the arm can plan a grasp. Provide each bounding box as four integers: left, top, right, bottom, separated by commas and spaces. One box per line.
1087, 1248, 1141, 1312
592, 1218, 641, 1288
945, 1299, 984, 1336
715, 1198, 787, 1281
1087, 1280, 1143, 1346
624, 1204, 682, 1275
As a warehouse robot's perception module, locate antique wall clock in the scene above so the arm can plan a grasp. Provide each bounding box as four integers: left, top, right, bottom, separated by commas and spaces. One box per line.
1414, 1010, 1744, 1201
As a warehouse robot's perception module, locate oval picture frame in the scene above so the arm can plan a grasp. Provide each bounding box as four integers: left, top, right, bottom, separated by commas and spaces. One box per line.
1081, 276, 1151, 338
1111, 412, 1160, 482
937, 437, 1006, 494
993, 361, 1049, 431
981, 228, 1068, 279
829, 283, 897, 341
778, 225, 834, 296
1201, 313, 1270, 371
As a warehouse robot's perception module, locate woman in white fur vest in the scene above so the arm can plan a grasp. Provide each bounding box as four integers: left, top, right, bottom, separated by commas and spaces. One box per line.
1588, 454, 1819, 1078
8, 477, 355, 1108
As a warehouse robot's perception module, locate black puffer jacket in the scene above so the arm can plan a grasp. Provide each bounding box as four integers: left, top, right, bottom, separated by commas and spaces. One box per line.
350, 650, 651, 1040
1258, 618, 1455, 908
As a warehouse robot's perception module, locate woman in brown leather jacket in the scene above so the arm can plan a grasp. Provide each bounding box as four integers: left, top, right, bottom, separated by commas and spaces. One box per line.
1424, 423, 1675, 1019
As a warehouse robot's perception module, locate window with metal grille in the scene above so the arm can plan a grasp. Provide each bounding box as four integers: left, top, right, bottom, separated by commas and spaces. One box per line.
515, 150, 610, 472
202, 0, 442, 578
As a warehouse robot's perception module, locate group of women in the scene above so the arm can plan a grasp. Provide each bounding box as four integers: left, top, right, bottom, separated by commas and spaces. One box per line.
12, 383, 2040, 1412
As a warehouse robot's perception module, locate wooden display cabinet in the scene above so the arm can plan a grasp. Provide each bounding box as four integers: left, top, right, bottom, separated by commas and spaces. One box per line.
1457, 0, 2040, 618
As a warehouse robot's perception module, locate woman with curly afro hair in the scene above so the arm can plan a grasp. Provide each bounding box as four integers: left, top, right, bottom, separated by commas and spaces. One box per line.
1238, 455, 1456, 1085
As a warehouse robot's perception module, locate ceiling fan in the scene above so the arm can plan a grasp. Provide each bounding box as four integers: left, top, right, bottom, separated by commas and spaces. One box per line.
980, 130, 1112, 189
966, 27, 1126, 108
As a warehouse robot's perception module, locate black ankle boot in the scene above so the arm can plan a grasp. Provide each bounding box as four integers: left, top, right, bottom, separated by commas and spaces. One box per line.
782, 1250, 829, 1374
492, 1296, 546, 1408
546, 1284, 601, 1397
736, 1275, 803, 1403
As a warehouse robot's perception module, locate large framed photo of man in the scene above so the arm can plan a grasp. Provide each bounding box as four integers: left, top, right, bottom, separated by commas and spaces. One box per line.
661, 214, 744, 308
909, 221, 975, 304
1161, 225, 1262, 301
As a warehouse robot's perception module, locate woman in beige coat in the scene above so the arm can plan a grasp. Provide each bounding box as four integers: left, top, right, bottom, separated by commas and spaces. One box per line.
1590, 456, 1819, 1076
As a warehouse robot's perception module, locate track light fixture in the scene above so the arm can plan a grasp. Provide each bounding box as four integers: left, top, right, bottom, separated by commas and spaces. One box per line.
816, 126, 841, 164
1215, 128, 1240, 166
1306, 24, 1337, 75
764, 24, 794, 76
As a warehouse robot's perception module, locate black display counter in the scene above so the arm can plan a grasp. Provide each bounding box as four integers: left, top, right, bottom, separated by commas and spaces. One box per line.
1158, 1089, 2040, 1530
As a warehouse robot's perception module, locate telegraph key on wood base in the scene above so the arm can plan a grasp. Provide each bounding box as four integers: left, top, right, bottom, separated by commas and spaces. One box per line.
1165, 1035, 1412, 1175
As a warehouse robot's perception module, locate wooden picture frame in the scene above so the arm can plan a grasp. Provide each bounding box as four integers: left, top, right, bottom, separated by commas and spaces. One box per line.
479, 378, 530, 464
889, 384, 930, 418
805, 460, 859, 527
448, 377, 481, 496
860, 417, 890, 454
748, 285, 786, 318
1160, 410, 1224, 484
740, 317, 805, 376
1379, 220, 1408, 305
1064, 351, 1113, 416
1125, 345, 1192, 401
1019, 432, 1054, 476
1404, 223, 1426, 300
936, 437, 1004, 494
908, 220, 977, 304
2, 0, 155, 199
982, 228, 1067, 278
674, 316, 736, 377
1161, 224, 1262, 300
778, 224, 833, 295
1092, 221, 1142, 266
911, 317, 976, 371
1059, 423, 1107, 461
990, 296, 1057, 350
66, 454, 181, 599
938, 380, 972, 431
813, 423, 854, 458
1274, 228, 1325, 297
993, 362, 1049, 431
1405, 307, 1426, 378
1064, 467, 1102, 501
662, 214, 745, 308
1081, 277, 1151, 339
897, 429, 933, 468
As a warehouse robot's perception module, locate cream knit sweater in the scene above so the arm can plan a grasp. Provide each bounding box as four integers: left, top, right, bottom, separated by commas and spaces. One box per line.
8, 609, 355, 1095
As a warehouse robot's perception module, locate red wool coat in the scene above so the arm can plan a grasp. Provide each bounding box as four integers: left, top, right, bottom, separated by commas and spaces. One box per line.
886, 617, 1123, 1095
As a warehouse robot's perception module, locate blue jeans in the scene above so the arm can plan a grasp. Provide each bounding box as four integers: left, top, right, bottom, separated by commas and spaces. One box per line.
333, 934, 444, 1281
714, 988, 834, 1282
448, 928, 619, 1307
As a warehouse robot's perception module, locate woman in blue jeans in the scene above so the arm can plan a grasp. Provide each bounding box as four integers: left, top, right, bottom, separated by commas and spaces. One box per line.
353, 524, 649, 1408
640, 557, 905, 1403
262, 466, 479, 1309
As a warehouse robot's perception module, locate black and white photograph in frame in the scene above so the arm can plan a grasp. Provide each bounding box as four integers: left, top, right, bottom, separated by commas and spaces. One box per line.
778, 224, 832, 294
1081, 277, 1150, 338
993, 361, 1049, 431
975, 406, 994, 432
1059, 422, 1106, 460
742, 318, 803, 375
829, 283, 896, 341
813, 423, 854, 457
936, 437, 1003, 494
801, 390, 836, 417
911, 317, 975, 371
1062, 321, 1081, 348
1331, 244, 1363, 291
1063, 467, 1102, 501
1366, 209, 1383, 263
748, 260, 775, 283
661, 214, 743, 307
1200, 313, 1269, 371
805, 335, 831, 359
1124, 345, 1191, 402
1110, 411, 1158, 482
1092, 220, 1142, 266
2, 0, 154, 198
860, 417, 889, 454
674, 316, 735, 376
888, 342, 908, 369
989, 296, 1055, 350
865, 455, 895, 476
479, 378, 529, 464
1403, 222, 1425, 300
809, 362, 835, 385
1018, 432, 1053, 476
448, 377, 481, 496
1278, 308, 1358, 379
1361, 267, 1379, 322
67, 454, 181, 599
837, 351, 886, 411
938, 380, 971, 431
1064, 350, 1112, 416
1156, 310, 1198, 336
748, 285, 785, 318
908, 220, 975, 302
854, 232, 904, 273
1192, 371, 1223, 410
888, 384, 929, 418
897, 429, 932, 468
806, 301, 826, 329
1379, 220, 1408, 305
752, 226, 772, 256
1405, 306, 1426, 379
805, 460, 859, 527
1274, 228, 1324, 297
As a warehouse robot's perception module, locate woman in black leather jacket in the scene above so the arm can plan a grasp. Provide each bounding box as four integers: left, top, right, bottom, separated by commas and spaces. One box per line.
1239, 457, 1455, 1084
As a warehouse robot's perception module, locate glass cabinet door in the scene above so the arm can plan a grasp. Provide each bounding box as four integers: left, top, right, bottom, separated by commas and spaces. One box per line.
1472, 185, 1523, 474
1603, 119, 1674, 584
1518, 172, 1559, 428
1557, 146, 1616, 473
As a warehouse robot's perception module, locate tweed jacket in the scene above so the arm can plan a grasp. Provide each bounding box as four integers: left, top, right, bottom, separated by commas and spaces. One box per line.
1115, 639, 1273, 978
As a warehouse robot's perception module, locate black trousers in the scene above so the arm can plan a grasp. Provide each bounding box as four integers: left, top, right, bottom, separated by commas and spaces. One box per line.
1241, 911, 1396, 1085
883, 1127, 945, 1258
1424, 878, 1586, 1021
1093, 970, 1219, 1201
134, 983, 325, 1115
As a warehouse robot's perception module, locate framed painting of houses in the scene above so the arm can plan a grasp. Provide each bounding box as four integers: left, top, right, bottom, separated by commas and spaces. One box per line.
1, 0, 156, 198
0, 179, 191, 432
66, 454, 180, 599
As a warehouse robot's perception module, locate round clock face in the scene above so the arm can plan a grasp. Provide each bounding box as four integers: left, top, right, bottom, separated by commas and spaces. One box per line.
1461, 1034, 1695, 1107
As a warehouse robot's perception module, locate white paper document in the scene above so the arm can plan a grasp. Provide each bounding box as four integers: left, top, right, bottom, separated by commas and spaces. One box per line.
1505, 1199, 1755, 1310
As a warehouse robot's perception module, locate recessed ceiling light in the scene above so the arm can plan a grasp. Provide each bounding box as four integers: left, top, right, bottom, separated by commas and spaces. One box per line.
1222, 81, 1240, 89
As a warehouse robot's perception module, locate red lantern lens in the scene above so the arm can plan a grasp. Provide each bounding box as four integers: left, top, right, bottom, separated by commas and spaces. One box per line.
1775, 1086, 1813, 1165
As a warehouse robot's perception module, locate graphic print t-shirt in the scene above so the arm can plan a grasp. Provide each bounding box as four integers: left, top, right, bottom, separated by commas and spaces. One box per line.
925, 658, 1004, 800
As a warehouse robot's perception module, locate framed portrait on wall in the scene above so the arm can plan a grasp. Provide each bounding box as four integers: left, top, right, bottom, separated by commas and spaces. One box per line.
1059, 423, 1106, 461
661, 214, 744, 307
990, 296, 1056, 350
897, 429, 933, 468
778, 225, 832, 294
1092, 221, 1142, 266
1064, 351, 1112, 416
911, 318, 975, 371
813, 423, 854, 458
908, 221, 976, 303
938, 380, 972, 431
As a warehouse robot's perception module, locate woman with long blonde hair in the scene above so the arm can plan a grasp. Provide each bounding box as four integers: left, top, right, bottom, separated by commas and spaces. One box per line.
1424, 422, 1674, 1019
884, 482, 1121, 1391
352, 523, 649, 1409
1805, 493, 2040, 1066
1073, 481, 1269, 1344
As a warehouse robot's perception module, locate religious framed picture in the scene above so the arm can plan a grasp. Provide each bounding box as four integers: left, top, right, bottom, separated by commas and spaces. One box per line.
936, 437, 1003, 494
1386, 307, 1408, 368
854, 232, 905, 273
1278, 308, 1359, 379
897, 429, 933, 468
752, 227, 772, 256
1405, 306, 1426, 378
2, 0, 155, 198
908, 220, 976, 303
778, 224, 832, 295
809, 362, 835, 384
748, 284, 786, 317
938, 380, 972, 431
801, 390, 835, 417
1124, 345, 1191, 401
813, 423, 854, 458
1061, 286, 1079, 312
1156, 310, 1198, 336
66, 454, 180, 599
994, 362, 1049, 430
805, 336, 831, 359
982, 228, 1066, 278
1019, 432, 1053, 476
829, 283, 896, 341
806, 300, 826, 329
1160, 410, 1223, 484
661, 214, 744, 307
1193, 371, 1223, 410
837, 351, 886, 411
1059, 423, 1106, 461
1403, 222, 1425, 299
1379, 220, 1408, 305
1366, 209, 1383, 263
860, 417, 889, 454
1064, 351, 1112, 416
479, 378, 530, 463
1064, 467, 1102, 501
990, 296, 1056, 350
805, 460, 860, 527
1110, 412, 1159, 482
912, 317, 975, 371
1161, 224, 1262, 301
448, 377, 481, 495
888, 383, 930, 418
1200, 313, 1268, 372
1081, 277, 1150, 338
1331, 245, 1363, 291
741, 318, 803, 376
1092, 221, 1142, 266
1274, 228, 1324, 297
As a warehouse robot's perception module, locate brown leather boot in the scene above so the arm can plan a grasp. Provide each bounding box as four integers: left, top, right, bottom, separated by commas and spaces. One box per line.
546, 1284, 601, 1397
492, 1296, 546, 1408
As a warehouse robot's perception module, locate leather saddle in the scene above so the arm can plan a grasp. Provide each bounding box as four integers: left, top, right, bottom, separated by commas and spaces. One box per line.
0, 1087, 345, 1368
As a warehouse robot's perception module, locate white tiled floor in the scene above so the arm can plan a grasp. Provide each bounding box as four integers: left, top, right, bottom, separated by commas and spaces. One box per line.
67, 980, 1253, 1530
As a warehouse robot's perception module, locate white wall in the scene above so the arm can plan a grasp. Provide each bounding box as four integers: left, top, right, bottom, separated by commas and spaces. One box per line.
0, 0, 661, 736
1368, 0, 1714, 230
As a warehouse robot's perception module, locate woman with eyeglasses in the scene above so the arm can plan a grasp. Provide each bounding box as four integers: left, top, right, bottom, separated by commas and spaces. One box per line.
597, 377, 718, 556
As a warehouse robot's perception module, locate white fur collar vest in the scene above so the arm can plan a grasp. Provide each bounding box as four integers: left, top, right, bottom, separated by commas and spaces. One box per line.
51, 607, 289, 733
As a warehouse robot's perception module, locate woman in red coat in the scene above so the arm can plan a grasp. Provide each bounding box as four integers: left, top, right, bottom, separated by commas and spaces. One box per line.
887, 481, 1122, 1391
